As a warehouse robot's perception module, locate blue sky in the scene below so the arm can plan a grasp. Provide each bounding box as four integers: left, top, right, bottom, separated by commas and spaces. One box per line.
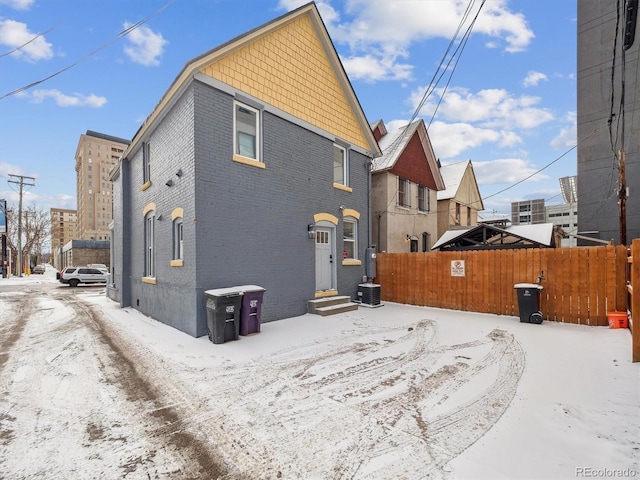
0, 0, 577, 218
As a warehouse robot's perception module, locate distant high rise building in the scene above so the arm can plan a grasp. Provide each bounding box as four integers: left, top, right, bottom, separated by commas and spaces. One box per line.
50, 208, 78, 267
74, 130, 129, 241
511, 199, 545, 225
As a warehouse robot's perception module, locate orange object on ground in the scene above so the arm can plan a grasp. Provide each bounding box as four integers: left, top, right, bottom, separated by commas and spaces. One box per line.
607, 311, 628, 329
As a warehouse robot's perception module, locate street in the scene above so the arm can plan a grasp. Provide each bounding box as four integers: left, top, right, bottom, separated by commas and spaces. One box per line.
0, 281, 231, 479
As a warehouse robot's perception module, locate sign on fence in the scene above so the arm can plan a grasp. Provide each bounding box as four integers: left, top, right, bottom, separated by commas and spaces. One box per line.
451, 260, 465, 277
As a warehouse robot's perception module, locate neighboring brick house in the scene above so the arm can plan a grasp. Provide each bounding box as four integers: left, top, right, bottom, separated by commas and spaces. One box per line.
108, 3, 380, 337
370, 119, 445, 253
436, 160, 484, 238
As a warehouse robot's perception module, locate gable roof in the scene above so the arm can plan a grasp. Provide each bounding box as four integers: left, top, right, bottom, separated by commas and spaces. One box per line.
432, 222, 556, 250
437, 160, 470, 200
437, 159, 484, 208
125, 2, 380, 159
371, 119, 445, 190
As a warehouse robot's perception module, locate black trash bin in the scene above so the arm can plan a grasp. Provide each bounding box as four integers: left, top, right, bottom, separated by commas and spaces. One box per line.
514, 283, 543, 324
236, 285, 266, 336
204, 288, 243, 344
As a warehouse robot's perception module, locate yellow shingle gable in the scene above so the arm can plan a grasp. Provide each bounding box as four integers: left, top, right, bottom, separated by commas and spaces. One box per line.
200, 15, 368, 150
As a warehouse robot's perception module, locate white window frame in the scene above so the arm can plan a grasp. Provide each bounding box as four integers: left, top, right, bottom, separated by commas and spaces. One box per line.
398, 178, 410, 207
145, 211, 155, 278
342, 218, 357, 260
418, 185, 429, 212
333, 144, 348, 186
234, 102, 261, 162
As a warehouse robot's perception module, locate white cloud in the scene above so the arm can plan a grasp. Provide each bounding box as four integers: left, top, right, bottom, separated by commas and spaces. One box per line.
29, 89, 107, 107
550, 111, 577, 148
411, 86, 554, 130
309, 0, 534, 82
427, 121, 501, 159
123, 23, 167, 66
0, 0, 34, 10
472, 158, 548, 185
340, 53, 413, 82
523, 71, 548, 87
0, 19, 53, 62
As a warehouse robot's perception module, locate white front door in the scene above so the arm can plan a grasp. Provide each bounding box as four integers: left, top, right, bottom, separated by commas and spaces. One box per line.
315, 227, 334, 291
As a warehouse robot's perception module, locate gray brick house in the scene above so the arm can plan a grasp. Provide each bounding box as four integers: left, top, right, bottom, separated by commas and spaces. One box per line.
108, 3, 380, 337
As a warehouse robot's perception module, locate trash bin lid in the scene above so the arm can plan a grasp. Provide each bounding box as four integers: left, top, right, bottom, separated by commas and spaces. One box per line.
514, 283, 543, 289
205, 287, 244, 297
235, 284, 266, 293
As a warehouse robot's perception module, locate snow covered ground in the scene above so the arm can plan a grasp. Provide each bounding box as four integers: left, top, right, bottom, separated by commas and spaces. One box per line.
1, 268, 638, 479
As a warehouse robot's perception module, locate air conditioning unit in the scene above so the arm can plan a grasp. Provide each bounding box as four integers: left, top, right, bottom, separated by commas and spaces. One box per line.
357, 283, 382, 307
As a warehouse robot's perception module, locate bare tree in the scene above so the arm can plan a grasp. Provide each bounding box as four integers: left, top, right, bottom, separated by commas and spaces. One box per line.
4, 203, 50, 273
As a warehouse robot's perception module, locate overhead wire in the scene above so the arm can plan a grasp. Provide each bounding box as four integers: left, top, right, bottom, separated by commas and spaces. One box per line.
0, 20, 63, 59
377, 0, 486, 215
0, 0, 177, 100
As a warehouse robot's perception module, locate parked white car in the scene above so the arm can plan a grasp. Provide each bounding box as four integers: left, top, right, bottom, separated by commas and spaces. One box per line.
59, 267, 108, 287
88, 263, 108, 273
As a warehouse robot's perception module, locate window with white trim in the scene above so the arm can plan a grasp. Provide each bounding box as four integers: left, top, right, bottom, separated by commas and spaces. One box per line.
143, 142, 151, 184
234, 102, 260, 161
333, 144, 348, 186
173, 218, 183, 261
418, 185, 429, 212
144, 211, 155, 277
343, 218, 357, 260
398, 178, 410, 207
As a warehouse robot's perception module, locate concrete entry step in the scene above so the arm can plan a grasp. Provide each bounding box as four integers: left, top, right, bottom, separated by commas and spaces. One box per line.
307, 295, 359, 316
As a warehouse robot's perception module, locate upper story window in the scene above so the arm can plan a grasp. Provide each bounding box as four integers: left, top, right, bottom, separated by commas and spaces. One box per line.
234, 102, 260, 161
418, 185, 429, 212
398, 178, 410, 207
333, 144, 348, 186
143, 142, 151, 184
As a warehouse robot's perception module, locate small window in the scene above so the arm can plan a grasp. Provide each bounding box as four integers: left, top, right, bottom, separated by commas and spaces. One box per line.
145, 211, 155, 278
455, 203, 461, 223
343, 219, 357, 260
410, 238, 418, 252
398, 178, 410, 207
333, 144, 348, 186
234, 102, 260, 161
143, 142, 151, 183
173, 218, 183, 260
418, 185, 429, 212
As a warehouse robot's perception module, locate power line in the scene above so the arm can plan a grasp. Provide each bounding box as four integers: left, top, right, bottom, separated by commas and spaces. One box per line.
0, 20, 63, 59
0, 0, 177, 100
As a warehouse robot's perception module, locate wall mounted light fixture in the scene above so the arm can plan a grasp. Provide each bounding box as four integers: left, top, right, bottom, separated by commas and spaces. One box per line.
308, 224, 315, 239
176, 169, 183, 177
165, 179, 173, 187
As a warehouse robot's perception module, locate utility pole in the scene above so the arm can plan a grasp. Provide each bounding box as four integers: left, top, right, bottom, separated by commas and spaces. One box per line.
618, 149, 627, 247
8, 174, 35, 277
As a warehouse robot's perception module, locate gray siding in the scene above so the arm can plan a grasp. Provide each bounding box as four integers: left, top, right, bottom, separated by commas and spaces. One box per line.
123, 85, 200, 336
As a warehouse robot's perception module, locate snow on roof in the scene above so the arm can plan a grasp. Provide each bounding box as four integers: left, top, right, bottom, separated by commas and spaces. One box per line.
371, 121, 420, 172
432, 222, 555, 250
437, 160, 469, 200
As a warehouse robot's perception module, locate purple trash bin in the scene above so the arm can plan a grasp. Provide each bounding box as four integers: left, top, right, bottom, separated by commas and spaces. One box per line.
237, 285, 266, 336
